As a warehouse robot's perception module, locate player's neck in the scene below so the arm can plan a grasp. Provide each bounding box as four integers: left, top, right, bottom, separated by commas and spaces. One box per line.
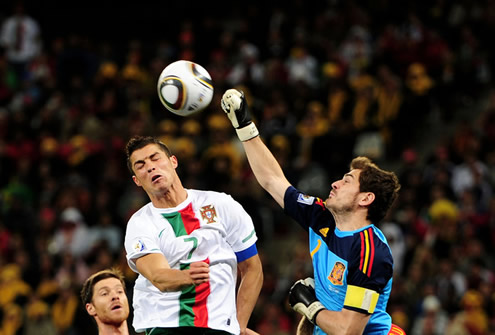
98, 321, 129, 335
150, 184, 188, 209
333, 211, 371, 231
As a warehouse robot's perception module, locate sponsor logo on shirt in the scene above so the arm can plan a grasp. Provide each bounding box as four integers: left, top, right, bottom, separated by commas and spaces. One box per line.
319, 227, 329, 237
328, 261, 345, 285
200, 205, 217, 223
297, 194, 314, 205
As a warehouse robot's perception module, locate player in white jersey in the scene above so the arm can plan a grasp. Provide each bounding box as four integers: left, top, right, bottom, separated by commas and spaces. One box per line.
124, 135, 263, 335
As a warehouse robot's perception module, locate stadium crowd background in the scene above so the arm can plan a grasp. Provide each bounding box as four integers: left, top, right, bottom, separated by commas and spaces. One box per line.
0, 0, 495, 334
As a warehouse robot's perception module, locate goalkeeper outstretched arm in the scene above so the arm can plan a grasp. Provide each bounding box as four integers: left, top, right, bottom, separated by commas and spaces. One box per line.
221, 89, 291, 208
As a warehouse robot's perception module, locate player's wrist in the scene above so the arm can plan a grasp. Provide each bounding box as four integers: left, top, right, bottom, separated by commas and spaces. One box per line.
236, 122, 259, 141
308, 302, 325, 324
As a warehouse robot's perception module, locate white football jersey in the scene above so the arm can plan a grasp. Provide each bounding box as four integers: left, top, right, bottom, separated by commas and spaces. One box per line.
124, 189, 258, 334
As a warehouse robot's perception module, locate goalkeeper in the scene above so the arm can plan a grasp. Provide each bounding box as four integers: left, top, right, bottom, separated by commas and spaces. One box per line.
221, 89, 405, 335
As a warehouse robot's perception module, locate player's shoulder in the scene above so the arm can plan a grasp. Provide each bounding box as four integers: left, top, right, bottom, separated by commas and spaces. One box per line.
350, 225, 393, 280
371, 225, 390, 245
373, 226, 394, 262
353, 226, 393, 260
286, 186, 326, 208
127, 202, 154, 224
187, 188, 235, 205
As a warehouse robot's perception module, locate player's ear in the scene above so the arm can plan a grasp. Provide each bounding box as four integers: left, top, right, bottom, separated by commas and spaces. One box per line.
132, 175, 142, 187
170, 155, 178, 168
359, 192, 375, 206
86, 303, 96, 316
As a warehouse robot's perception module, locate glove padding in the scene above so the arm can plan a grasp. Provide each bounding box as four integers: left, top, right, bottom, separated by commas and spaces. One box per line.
289, 278, 325, 325
221, 89, 259, 141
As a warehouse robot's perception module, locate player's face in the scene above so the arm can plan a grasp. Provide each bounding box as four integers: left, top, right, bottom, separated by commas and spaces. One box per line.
325, 169, 362, 213
86, 277, 129, 325
130, 143, 178, 194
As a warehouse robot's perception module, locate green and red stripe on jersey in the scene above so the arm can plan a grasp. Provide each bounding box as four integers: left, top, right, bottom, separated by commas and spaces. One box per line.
179, 260, 211, 327
162, 202, 201, 236
162, 203, 210, 327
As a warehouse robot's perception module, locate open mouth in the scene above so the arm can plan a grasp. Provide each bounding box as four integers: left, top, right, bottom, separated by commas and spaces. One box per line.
151, 174, 161, 182
111, 305, 122, 311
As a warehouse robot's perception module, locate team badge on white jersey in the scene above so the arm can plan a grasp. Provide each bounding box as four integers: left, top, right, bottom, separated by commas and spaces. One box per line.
200, 205, 217, 223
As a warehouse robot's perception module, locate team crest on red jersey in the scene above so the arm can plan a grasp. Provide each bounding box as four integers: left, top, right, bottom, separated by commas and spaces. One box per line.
200, 205, 217, 223
328, 261, 346, 285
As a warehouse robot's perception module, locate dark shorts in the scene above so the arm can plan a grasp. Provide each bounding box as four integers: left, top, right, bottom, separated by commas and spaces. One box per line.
145, 327, 233, 335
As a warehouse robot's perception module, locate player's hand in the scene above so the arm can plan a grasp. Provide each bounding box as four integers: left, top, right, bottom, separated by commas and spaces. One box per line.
221, 89, 251, 128
289, 277, 325, 325
221, 89, 259, 141
186, 261, 210, 285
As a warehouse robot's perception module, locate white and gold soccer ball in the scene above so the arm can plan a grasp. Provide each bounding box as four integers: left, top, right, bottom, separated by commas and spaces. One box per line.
157, 60, 214, 116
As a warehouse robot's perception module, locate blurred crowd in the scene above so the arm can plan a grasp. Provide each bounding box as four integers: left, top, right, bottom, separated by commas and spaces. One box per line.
0, 0, 495, 334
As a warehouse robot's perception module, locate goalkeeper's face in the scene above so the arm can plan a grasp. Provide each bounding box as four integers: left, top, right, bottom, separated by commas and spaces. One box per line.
130, 143, 179, 195
325, 169, 363, 214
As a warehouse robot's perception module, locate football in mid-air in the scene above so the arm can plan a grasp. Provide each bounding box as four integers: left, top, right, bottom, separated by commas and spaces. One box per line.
157, 60, 214, 116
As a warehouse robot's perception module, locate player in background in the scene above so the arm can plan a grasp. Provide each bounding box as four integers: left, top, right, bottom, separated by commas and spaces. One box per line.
124, 135, 263, 335
81, 268, 130, 335
221, 89, 405, 335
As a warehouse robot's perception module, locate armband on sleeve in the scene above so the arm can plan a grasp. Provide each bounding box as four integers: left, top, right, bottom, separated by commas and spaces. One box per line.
343, 285, 379, 314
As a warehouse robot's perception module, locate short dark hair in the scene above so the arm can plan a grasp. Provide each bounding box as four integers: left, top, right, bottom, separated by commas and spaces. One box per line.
125, 135, 172, 174
350, 156, 401, 223
80, 268, 126, 305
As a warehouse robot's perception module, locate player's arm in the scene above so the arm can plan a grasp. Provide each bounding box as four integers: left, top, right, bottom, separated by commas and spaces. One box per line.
135, 253, 209, 292
289, 278, 371, 335
236, 253, 263, 335
243, 137, 291, 208
314, 308, 370, 335
221, 89, 291, 208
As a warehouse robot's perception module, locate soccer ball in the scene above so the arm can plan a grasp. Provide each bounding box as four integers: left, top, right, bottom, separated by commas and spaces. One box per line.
157, 60, 214, 116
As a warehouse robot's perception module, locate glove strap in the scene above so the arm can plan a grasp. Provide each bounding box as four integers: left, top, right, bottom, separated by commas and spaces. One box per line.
236, 122, 259, 141
307, 302, 325, 324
